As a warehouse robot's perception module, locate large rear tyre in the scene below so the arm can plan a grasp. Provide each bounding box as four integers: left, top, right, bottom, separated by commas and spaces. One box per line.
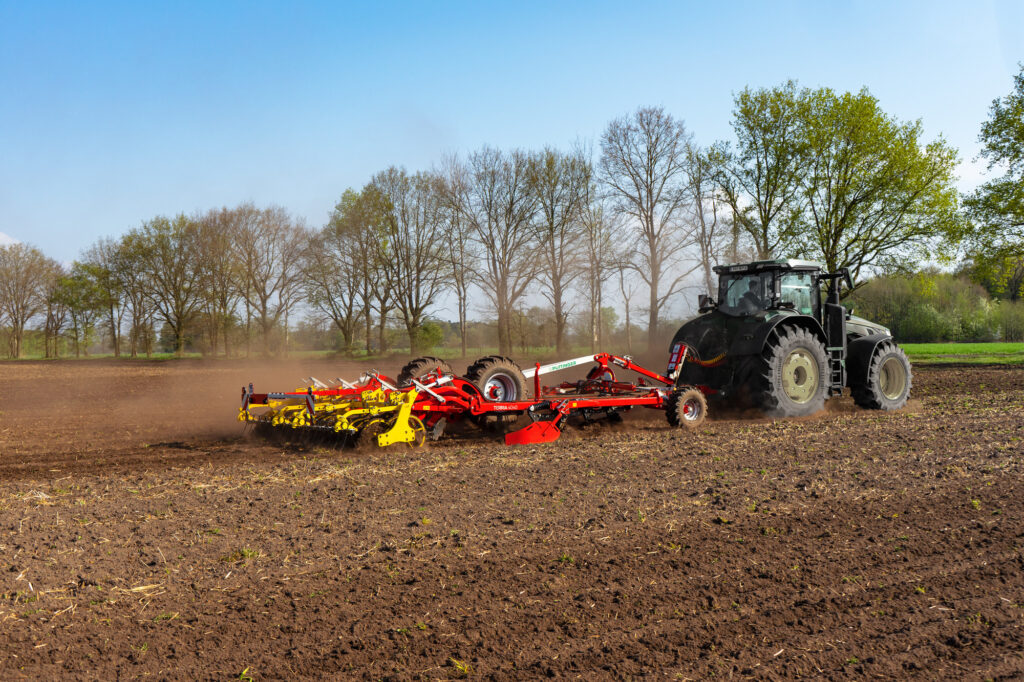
756, 327, 828, 417
851, 342, 912, 410
465, 355, 528, 432
397, 356, 454, 387
666, 387, 707, 431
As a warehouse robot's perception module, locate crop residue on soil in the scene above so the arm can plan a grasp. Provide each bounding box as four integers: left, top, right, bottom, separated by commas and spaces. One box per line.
0, 362, 1022, 679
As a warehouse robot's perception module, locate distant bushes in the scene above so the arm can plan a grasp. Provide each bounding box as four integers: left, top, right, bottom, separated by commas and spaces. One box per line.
849, 272, 1024, 342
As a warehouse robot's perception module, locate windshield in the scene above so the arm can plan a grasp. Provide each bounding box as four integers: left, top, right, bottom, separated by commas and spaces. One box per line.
779, 272, 817, 316
718, 272, 773, 316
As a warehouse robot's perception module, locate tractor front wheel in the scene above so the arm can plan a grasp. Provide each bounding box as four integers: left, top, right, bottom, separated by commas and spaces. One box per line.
851, 342, 912, 410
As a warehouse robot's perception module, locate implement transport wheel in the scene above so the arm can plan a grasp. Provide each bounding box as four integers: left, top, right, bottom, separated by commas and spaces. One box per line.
756, 327, 828, 417
666, 387, 707, 431
397, 356, 454, 387
852, 341, 912, 410
465, 355, 528, 432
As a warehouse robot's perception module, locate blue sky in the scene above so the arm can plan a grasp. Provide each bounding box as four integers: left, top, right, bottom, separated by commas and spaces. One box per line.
2, 0, 1023, 262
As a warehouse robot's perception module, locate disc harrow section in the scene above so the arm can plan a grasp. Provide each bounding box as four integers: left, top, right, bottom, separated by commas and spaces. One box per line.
239, 352, 709, 449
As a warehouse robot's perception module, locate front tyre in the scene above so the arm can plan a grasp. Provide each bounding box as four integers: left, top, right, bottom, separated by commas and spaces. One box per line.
852, 342, 912, 411
757, 327, 828, 417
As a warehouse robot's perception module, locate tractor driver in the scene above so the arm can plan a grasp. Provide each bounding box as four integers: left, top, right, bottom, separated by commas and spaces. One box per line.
740, 278, 765, 312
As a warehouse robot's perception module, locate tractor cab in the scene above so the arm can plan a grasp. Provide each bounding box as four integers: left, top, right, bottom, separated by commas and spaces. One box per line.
708, 259, 822, 319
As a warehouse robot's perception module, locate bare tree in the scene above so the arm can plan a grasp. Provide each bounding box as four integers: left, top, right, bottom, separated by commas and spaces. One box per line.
327, 187, 392, 354
437, 158, 477, 359
0, 243, 54, 357
195, 207, 243, 356
615, 254, 641, 355
530, 148, 590, 353
456, 147, 539, 355
370, 167, 450, 354
307, 206, 366, 353
684, 145, 731, 294
580, 194, 617, 352
233, 205, 308, 356
600, 106, 695, 350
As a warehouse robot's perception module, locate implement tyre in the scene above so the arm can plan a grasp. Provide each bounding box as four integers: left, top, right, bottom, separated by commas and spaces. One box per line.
851, 342, 912, 411
465, 356, 527, 432
398, 356, 454, 387
666, 387, 707, 431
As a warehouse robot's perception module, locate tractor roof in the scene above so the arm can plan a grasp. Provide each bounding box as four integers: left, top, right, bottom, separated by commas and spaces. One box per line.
713, 258, 823, 275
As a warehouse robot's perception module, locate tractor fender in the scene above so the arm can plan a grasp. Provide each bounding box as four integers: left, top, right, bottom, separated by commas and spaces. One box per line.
728, 314, 827, 357
846, 334, 893, 387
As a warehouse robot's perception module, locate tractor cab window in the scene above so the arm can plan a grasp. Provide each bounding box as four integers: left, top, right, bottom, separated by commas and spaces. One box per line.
779, 272, 817, 316
718, 272, 773, 316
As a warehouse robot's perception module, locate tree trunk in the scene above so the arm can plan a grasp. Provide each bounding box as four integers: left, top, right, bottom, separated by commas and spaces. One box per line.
647, 284, 659, 353
377, 313, 387, 355
364, 306, 372, 354
553, 288, 566, 355
624, 304, 632, 354
459, 292, 467, 359
109, 304, 120, 357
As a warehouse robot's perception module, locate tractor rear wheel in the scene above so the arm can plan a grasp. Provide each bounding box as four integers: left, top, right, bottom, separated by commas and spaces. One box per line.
851, 341, 912, 410
397, 356, 454, 387
666, 387, 707, 431
465, 356, 528, 432
756, 327, 828, 417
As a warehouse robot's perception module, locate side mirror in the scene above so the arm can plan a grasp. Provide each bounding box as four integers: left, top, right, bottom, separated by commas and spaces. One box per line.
698, 294, 716, 313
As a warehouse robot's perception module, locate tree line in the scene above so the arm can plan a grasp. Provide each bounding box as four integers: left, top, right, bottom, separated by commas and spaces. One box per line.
3, 70, 1023, 359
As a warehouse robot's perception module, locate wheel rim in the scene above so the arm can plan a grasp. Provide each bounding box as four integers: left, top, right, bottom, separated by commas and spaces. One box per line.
484, 372, 518, 401
682, 396, 703, 421
879, 356, 907, 400
781, 348, 818, 404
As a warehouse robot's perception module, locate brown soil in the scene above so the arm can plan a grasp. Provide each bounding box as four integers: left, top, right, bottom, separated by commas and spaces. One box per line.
0, 360, 1022, 679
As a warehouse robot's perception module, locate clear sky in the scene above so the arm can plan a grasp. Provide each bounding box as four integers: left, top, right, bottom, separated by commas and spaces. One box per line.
2, 0, 1023, 262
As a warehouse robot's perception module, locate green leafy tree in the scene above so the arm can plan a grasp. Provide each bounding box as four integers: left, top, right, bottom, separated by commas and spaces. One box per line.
129, 214, 204, 355
717, 81, 807, 259
55, 264, 105, 357
720, 82, 961, 284
964, 64, 1024, 288
0, 243, 54, 358
798, 87, 961, 285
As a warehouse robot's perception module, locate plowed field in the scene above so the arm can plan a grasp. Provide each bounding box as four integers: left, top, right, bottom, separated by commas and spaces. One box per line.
1, 360, 1022, 680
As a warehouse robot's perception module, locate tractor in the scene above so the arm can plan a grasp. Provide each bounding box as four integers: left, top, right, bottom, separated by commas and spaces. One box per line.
667, 259, 912, 417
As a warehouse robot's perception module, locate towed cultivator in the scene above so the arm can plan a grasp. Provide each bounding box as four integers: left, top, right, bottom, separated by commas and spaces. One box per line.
239, 353, 708, 448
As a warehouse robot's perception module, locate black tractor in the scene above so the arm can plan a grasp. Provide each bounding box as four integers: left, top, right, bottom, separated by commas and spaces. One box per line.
667, 259, 912, 417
